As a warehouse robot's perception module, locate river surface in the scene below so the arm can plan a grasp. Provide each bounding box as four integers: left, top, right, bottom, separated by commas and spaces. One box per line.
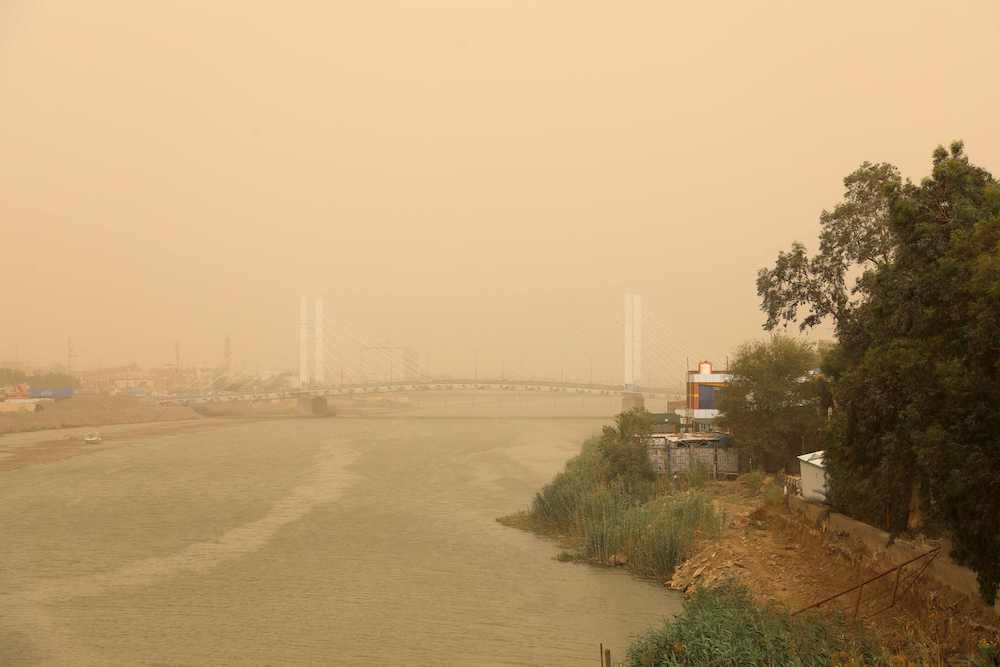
0, 394, 681, 665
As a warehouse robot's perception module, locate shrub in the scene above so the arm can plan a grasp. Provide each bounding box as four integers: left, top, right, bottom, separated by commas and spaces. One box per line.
626, 583, 883, 666
741, 470, 765, 495
763, 483, 785, 507
686, 461, 710, 490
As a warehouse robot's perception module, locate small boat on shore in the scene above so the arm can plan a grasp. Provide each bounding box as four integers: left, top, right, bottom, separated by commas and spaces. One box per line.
83, 432, 102, 444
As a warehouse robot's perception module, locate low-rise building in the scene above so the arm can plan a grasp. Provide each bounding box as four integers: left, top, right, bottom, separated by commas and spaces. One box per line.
647, 432, 739, 478
674, 361, 732, 431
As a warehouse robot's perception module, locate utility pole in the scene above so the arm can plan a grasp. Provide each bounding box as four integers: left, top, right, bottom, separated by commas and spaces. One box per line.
66, 337, 75, 374
474, 351, 478, 381
175, 341, 181, 376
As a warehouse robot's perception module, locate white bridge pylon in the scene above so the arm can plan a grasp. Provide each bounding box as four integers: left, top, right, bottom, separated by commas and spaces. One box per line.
299, 296, 325, 387
624, 293, 641, 392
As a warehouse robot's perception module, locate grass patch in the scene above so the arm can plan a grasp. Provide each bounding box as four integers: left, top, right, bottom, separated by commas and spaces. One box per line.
626, 582, 884, 666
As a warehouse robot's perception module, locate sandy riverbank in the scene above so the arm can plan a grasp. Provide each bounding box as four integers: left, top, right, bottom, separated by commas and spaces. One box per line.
0, 418, 228, 472
0, 395, 201, 436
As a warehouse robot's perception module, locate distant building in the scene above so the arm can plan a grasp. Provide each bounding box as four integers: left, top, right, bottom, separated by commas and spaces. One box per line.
1, 383, 31, 400
797, 450, 828, 502
672, 361, 732, 431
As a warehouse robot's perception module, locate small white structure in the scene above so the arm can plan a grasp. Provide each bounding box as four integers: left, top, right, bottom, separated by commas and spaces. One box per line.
797, 450, 828, 502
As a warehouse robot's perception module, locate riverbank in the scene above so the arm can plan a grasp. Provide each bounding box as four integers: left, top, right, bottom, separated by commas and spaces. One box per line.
501, 419, 999, 664
665, 480, 1000, 664
0, 395, 201, 435
497, 420, 724, 581
0, 417, 228, 472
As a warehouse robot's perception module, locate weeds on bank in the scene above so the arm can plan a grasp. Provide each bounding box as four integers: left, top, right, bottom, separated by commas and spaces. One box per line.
626, 582, 884, 666
741, 469, 765, 495
523, 437, 722, 578
763, 483, 784, 507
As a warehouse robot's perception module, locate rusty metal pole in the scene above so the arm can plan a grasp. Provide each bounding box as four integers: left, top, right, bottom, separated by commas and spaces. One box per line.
890, 563, 904, 606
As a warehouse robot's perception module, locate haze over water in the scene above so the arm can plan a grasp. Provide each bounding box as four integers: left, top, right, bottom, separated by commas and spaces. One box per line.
0, 395, 680, 665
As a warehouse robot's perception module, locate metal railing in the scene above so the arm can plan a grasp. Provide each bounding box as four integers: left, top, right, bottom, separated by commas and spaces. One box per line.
791, 546, 941, 620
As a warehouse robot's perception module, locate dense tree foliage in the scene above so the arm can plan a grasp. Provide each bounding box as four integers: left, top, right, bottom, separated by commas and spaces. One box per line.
757, 162, 901, 331
758, 142, 1000, 603
597, 408, 657, 497
718, 336, 824, 471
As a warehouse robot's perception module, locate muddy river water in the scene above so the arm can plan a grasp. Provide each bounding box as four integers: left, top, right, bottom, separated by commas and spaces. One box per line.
0, 394, 681, 665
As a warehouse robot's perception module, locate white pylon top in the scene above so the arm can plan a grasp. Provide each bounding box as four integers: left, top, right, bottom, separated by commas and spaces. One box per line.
624, 294, 641, 391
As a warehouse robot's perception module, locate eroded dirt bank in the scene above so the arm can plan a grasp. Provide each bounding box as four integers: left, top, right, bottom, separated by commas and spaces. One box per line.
666, 481, 999, 663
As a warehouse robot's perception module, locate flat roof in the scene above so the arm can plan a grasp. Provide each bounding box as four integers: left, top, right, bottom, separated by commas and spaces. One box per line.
797, 450, 825, 467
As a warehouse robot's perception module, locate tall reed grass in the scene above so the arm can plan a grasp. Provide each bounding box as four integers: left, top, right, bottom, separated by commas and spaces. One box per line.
530, 437, 722, 578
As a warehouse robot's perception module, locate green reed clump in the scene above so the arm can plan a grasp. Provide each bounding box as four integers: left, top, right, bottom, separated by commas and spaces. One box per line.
626, 582, 884, 667
529, 426, 722, 577
569, 482, 722, 577
531, 437, 605, 527
578, 480, 633, 561
621, 493, 724, 578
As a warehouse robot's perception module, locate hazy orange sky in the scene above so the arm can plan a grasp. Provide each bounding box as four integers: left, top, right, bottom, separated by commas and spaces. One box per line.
3, 1, 999, 385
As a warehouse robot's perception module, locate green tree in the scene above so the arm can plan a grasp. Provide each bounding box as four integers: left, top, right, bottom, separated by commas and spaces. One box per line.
718, 335, 824, 471
759, 142, 1000, 603
597, 408, 657, 498
757, 162, 901, 331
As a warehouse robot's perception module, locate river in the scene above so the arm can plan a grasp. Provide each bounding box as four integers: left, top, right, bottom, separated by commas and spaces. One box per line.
0, 393, 681, 665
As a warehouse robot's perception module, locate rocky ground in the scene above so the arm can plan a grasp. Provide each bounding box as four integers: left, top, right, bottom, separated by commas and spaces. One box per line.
666, 480, 999, 664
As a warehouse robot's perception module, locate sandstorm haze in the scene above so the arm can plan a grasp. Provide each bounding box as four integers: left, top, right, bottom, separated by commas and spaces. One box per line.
3, 1, 999, 381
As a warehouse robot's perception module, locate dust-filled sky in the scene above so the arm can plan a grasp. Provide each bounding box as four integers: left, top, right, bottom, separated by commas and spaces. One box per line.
2, 1, 999, 384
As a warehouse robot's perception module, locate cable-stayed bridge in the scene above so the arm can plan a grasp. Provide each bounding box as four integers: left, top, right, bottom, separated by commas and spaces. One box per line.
160, 294, 694, 406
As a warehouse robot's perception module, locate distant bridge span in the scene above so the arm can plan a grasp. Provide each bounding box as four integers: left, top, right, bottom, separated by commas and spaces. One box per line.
158, 378, 675, 406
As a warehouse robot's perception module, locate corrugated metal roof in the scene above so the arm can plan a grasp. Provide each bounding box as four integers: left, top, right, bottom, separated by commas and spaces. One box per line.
797, 450, 825, 467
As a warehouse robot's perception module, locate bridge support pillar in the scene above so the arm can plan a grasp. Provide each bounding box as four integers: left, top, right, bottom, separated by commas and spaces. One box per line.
297, 396, 329, 416
621, 391, 645, 412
